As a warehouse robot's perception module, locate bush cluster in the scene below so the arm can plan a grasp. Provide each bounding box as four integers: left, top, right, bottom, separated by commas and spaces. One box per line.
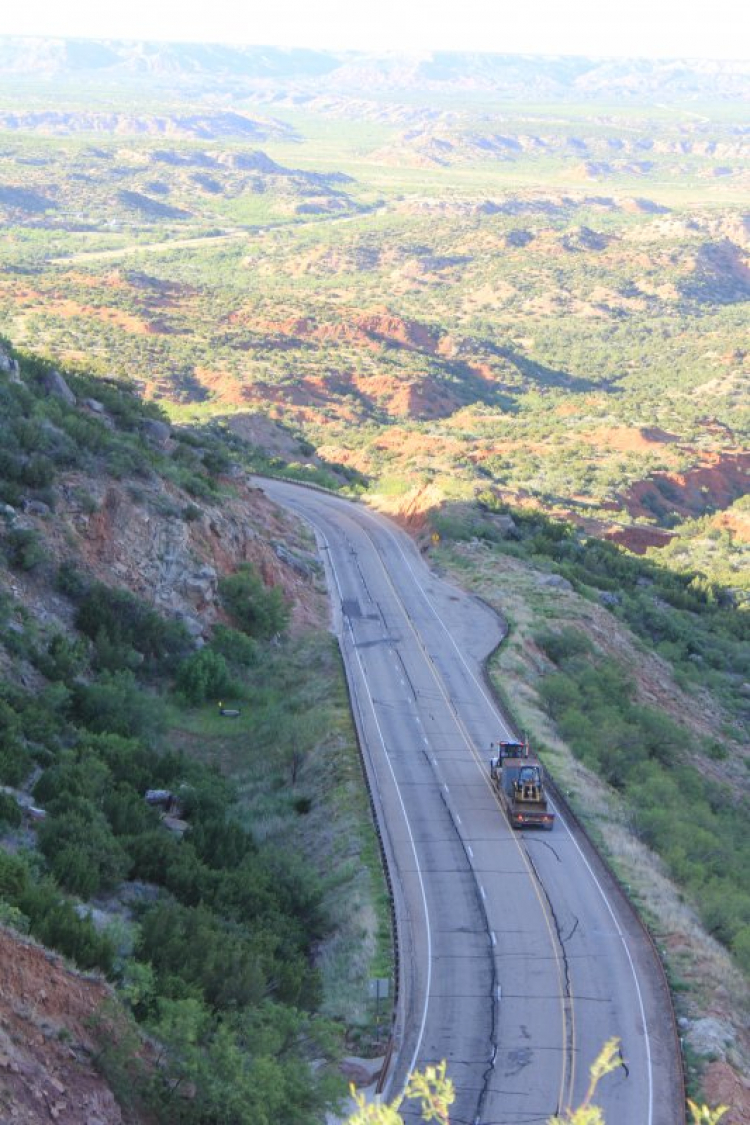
0, 661, 338, 1119
218, 562, 290, 639
535, 627, 750, 976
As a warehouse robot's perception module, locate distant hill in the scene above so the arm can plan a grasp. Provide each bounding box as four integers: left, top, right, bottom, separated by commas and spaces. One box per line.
0, 36, 748, 100
0, 108, 296, 140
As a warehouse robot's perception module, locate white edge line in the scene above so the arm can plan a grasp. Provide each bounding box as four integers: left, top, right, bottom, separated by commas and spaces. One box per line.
557, 816, 654, 1125
318, 521, 433, 1093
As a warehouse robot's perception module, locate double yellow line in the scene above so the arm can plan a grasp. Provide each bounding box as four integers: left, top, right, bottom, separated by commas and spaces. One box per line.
368, 530, 577, 1115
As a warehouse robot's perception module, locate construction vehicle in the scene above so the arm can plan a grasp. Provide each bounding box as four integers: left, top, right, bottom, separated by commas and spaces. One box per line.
489, 740, 555, 830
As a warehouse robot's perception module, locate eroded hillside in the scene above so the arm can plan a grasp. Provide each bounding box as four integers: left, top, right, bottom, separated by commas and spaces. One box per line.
0, 341, 387, 1123
0, 88, 747, 596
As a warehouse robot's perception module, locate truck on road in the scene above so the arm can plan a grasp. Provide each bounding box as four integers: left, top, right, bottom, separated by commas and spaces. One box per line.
489, 740, 555, 830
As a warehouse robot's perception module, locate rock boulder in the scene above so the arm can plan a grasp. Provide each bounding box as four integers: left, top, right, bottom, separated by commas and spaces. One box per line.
40, 368, 76, 407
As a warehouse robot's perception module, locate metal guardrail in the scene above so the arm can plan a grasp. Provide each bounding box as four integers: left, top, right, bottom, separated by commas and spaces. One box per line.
335, 635, 400, 1098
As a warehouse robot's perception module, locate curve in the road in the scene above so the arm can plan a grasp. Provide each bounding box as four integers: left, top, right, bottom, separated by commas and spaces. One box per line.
360, 515, 576, 1115
333, 494, 667, 1125
256, 478, 684, 1125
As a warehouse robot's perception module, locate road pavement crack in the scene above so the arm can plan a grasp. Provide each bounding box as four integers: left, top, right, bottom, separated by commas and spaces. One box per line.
527, 837, 562, 861
522, 847, 575, 1116
565, 917, 579, 943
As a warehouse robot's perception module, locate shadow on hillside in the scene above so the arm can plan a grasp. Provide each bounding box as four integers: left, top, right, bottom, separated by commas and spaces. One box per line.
488, 344, 616, 395
440, 359, 519, 413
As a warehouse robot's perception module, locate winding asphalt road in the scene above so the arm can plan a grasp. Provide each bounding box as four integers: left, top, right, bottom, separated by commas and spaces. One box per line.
256, 478, 684, 1125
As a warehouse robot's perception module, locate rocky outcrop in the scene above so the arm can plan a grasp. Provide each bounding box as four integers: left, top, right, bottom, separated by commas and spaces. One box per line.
621, 452, 750, 522
37, 472, 327, 638
0, 109, 292, 142
38, 368, 76, 407
537, 573, 573, 592
604, 525, 676, 554
140, 418, 171, 446
179, 564, 219, 610
0, 345, 22, 383
703, 1060, 750, 1125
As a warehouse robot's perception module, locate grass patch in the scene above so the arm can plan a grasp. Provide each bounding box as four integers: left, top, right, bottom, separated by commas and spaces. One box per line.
166, 629, 395, 1043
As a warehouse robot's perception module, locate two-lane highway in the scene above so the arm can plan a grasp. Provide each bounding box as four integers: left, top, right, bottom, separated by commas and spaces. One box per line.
257, 478, 683, 1125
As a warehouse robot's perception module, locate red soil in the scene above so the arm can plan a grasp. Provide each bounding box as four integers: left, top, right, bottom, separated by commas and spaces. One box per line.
0, 928, 128, 1125
604, 524, 676, 553
711, 509, 750, 542
703, 1060, 750, 1125
622, 452, 750, 520
233, 310, 440, 356
580, 426, 681, 455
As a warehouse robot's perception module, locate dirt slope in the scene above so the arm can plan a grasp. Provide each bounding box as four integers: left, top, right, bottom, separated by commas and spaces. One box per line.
0, 928, 127, 1125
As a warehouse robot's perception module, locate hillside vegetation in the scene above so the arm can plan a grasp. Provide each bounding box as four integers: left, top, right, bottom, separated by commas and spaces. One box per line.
0, 61, 747, 600
0, 341, 390, 1123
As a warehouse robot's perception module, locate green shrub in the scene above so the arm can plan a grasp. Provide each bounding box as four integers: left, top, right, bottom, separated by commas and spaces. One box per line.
0, 836, 113, 971
218, 564, 289, 639
3, 528, 47, 571
75, 582, 191, 674
176, 649, 236, 705
38, 797, 130, 895
202, 447, 232, 476
0, 849, 28, 898
56, 560, 90, 600
534, 627, 593, 665
536, 633, 750, 974
34, 631, 88, 682
138, 900, 268, 1010
209, 625, 259, 668
33, 752, 112, 807
0, 901, 30, 932
102, 784, 160, 837
0, 791, 22, 828
72, 671, 166, 741
0, 699, 30, 785
0, 480, 22, 507
81, 732, 156, 792
71, 487, 99, 514
11, 682, 70, 751
20, 454, 55, 489
182, 472, 217, 500
17, 878, 115, 973
90, 627, 143, 674
733, 926, 750, 978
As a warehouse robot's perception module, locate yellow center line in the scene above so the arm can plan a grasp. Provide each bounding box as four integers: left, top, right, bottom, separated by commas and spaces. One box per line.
367, 535, 575, 1114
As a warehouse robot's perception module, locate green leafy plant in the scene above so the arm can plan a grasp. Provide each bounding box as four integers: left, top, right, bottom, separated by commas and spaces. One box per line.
218, 563, 290, 639
176, 648, 237, 704
3, 527, 47, 571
